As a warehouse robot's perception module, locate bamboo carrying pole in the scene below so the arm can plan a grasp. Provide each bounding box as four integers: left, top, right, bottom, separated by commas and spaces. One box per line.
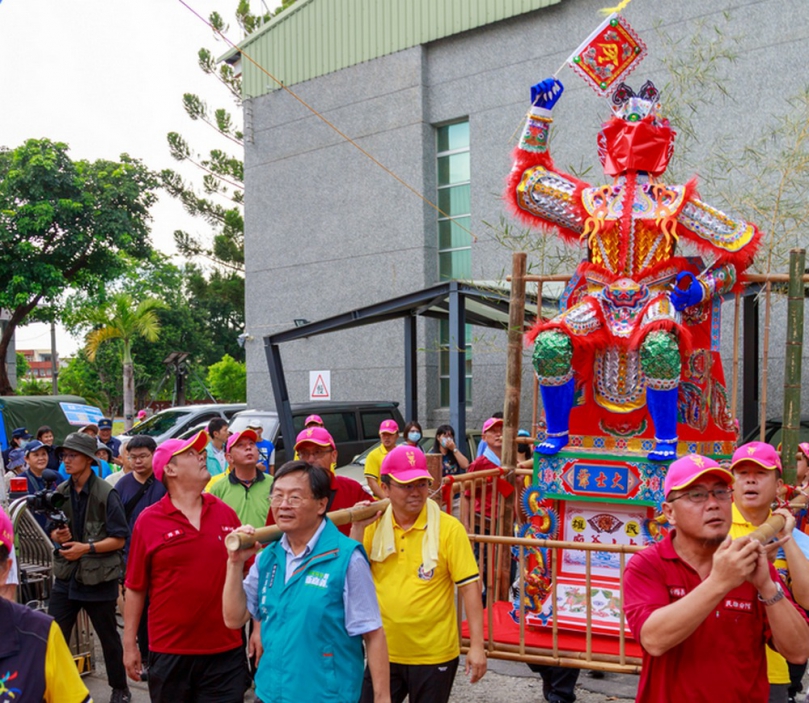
781, 248, 806, 486
499, 252, 528, 598
225, 499, 390, 551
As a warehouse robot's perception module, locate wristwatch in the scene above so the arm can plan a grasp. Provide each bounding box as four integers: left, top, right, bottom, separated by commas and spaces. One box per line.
758, 582, 785, 606
88, 540, 96, 555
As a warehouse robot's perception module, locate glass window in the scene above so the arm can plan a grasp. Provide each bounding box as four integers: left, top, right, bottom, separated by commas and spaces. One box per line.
436, 120, 473, 407
437, 121, 469, 152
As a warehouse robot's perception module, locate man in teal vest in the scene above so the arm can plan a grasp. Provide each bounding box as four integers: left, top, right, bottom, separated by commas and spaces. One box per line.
223, 461, 391, 703
48, 432, 131, 703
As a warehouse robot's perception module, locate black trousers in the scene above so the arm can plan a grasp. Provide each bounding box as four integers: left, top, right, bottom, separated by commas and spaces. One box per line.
137, 596, 150, 661
147, 645, 249, 703
527, 664, 579, 703
359, 657, 460, 703
49, 590, 128, 691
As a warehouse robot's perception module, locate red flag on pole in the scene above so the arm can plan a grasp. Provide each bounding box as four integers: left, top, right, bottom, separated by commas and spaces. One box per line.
567, 14, 647, 97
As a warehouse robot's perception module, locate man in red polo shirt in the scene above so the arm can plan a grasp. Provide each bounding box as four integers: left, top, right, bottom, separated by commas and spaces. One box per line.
266, 427, 369, 536
624, 454, 809, 702
123, 430, 248, 702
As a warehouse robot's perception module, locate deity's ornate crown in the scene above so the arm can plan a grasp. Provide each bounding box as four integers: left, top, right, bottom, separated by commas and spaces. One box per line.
610, 81, 666, 126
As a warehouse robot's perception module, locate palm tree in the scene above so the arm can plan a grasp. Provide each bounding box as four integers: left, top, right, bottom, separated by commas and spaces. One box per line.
86, 293, 165, 430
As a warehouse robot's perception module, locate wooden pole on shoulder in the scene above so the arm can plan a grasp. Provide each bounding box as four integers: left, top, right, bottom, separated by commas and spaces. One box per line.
225, 499, 390, 551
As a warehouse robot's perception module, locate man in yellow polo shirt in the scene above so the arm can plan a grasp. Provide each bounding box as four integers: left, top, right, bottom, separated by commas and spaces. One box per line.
729, 441, 809, 703
351, 444, 486, 702
364, 419, 400, 499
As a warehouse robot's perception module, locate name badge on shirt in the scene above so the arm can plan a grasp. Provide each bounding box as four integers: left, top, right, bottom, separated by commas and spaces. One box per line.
305, 570, 330, 589
163, 528, 185, 542
724, 598, 753, 613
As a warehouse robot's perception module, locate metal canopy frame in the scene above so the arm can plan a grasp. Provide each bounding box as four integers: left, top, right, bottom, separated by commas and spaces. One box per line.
264, 281, 540, 455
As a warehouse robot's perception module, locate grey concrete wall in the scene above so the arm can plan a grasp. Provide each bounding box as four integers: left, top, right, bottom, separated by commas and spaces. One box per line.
244, 0, 809, 435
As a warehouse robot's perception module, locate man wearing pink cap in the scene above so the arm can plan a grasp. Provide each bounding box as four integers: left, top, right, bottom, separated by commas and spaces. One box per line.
624, 454, 809, 702
0, 506, 93, 703
123, 430, 248, 701
208, 429, 273, 529
364, 419, 400, 499
729, 441, 809, 703
265, 427, 368, 536
352, 444, 487, 702
304, 414, 324, 428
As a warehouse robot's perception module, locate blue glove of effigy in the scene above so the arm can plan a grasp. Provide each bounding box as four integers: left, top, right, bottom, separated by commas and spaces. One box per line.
530, 78, 564, 110
670, 272, 704, 311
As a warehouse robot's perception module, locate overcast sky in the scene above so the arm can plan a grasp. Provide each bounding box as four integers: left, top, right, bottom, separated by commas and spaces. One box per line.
1, 0, 258, 356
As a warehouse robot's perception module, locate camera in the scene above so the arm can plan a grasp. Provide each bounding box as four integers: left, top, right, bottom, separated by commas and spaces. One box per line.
26, 489, 69, 529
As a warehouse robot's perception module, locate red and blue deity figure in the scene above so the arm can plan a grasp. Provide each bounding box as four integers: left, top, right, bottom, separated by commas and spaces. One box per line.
507, 78, 761, 461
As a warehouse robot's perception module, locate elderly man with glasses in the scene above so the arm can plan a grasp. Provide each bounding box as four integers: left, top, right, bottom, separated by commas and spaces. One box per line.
223, 461, 390, 703
624, 454, 809, 702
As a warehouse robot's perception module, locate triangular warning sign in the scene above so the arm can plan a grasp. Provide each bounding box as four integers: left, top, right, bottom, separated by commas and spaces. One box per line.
311, 373, 329, 398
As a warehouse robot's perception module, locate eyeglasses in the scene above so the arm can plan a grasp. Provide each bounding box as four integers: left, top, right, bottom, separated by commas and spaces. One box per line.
128, 452, 152, 463
298, 448, 331, 461
669, 487, 733, 504
270, 494, 310, 508
391, 480, 430, 491
61, 451, 83, 462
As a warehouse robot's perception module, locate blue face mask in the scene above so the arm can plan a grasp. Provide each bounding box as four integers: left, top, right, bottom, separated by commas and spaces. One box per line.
408, 431, 421, 443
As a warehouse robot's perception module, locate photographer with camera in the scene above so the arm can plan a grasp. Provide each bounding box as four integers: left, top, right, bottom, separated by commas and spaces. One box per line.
20, 440, 61, 529
48, 432, 131, 703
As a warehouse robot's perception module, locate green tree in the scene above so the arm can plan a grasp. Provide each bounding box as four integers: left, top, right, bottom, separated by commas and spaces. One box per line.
160, 2, 298, 358
15, 352, 29, 382
59, 345, 129, 416
206, 353, 246, 402
85, 294, 165, 429
17, 377, 50, 396
0, 139, 158, 394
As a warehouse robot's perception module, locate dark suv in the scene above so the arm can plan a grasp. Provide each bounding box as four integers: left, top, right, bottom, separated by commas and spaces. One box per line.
230, 401, 406, 467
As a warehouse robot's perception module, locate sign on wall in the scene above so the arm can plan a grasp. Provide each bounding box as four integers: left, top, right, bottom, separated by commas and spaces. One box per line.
309, 370, 331, 400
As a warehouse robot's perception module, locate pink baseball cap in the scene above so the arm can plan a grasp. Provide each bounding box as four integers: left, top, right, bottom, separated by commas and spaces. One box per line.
482, 417, 503, 433
153, 430, 209, 481
0, 506, 12, 552
379, 419, 399, 435
798, 443, 809, 460
304, 414, 324, 427
227, 429, 258, 453
664, 454, 734, 499
730, 441, 782, 474
381, 445, 432, 484
294, 426, 336, 451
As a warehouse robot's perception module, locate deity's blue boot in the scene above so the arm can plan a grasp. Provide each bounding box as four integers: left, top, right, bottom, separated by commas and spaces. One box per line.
538, 378, 575, 455
646, 386, 679, 462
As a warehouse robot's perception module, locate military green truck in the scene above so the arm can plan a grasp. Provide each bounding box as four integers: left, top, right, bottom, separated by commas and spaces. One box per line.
0, 395, 104, 451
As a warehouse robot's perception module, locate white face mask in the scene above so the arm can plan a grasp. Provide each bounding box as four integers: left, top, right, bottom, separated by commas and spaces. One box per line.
408, 431, 421, 443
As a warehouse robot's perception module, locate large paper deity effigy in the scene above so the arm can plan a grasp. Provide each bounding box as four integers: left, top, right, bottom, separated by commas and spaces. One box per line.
507, 76, 760, 462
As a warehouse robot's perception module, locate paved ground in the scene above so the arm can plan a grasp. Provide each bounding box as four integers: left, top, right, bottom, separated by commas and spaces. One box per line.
84, 652, 638, 702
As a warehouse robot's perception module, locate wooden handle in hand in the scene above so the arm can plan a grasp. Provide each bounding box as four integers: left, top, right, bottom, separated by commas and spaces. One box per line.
225, 499, 390, 552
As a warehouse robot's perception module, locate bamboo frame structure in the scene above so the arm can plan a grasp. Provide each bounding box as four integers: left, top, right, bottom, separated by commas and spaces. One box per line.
479, 264, 807, 675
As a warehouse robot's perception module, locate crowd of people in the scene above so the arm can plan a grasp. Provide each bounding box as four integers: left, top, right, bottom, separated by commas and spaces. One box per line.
0, 414, 493, 703
4, 413, 809, 703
